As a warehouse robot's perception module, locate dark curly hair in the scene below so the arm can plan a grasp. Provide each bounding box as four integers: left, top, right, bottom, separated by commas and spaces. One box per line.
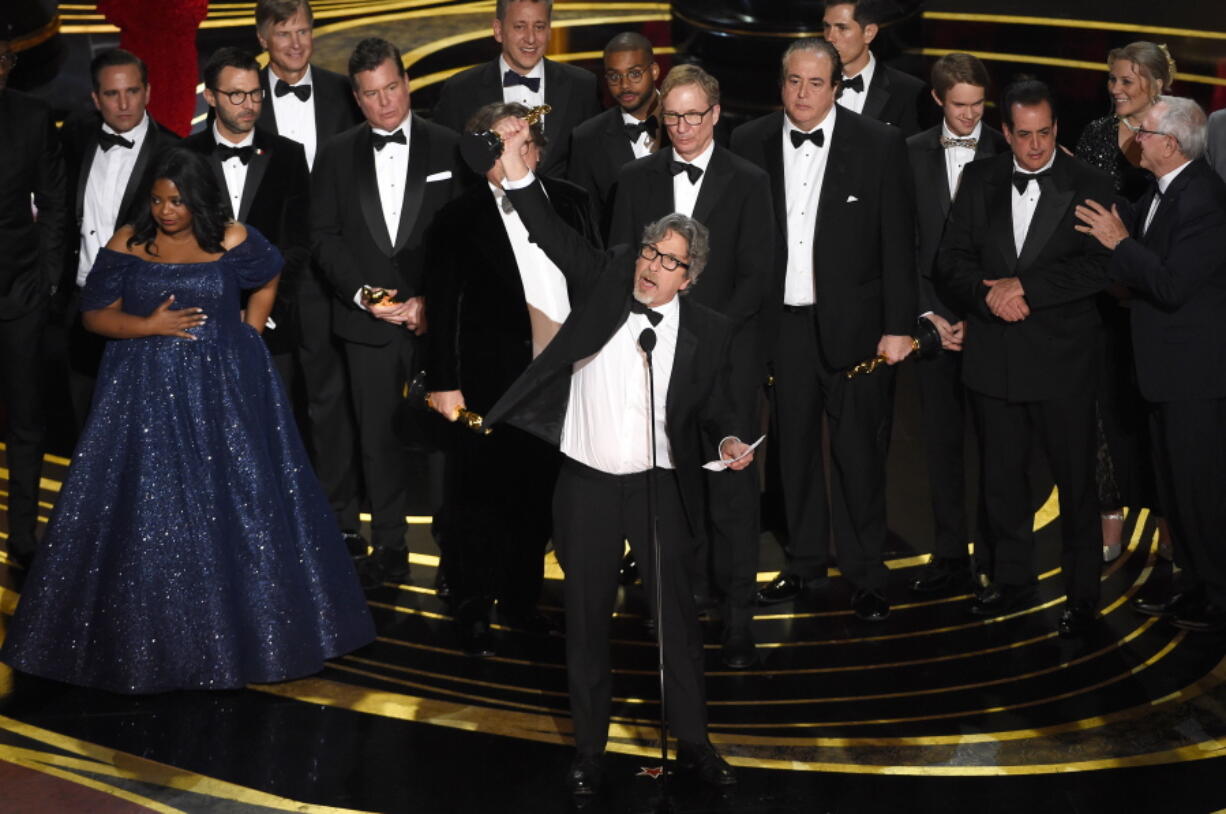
127, 148, 232, 255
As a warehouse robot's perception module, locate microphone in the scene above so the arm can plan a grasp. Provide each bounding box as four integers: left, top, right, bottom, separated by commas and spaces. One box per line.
638, 327, 657, 357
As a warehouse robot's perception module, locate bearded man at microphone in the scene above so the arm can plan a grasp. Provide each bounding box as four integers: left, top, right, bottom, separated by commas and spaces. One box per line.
480, 115, 753, 796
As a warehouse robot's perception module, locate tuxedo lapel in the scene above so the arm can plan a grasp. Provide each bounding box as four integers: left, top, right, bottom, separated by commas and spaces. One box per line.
478, 187, 524, 296
75, 131, 99, 223
392, 114, 429, 255
762, 114, 787, 235
602, 107, 636, 167
258, 69, 277, 133
862, 67, 889, 123
117, 121, 159, 229
986, 165, 1017, 272
649, 149, 677, 217
1142, 170, 1190, 249
237, 132, 270, 223
666, 303, 698, 425
354, 128, 394, 256
1016, 159, 1074, 273
692, 147, 733, 227
924, 131, 952, 214
815, 110, 853, 241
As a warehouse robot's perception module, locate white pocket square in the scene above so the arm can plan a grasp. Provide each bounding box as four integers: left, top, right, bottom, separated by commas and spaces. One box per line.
846, 195, 859, 203
426, 171, 453, 182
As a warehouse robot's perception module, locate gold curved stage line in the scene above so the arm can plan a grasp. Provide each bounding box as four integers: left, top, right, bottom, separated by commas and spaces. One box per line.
916, 47, 1226, 88
0, 715, 368, 814
60, 0, 462, 33
922, 11, 1226, 41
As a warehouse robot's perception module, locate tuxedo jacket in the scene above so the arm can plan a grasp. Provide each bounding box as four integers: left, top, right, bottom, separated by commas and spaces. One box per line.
861, 62, 926, 137
311, 114, 462, 346
936, 150, 1115, 402
907, 122, 1009, 321
60, 110, 179, 291
567, 105, 658, 239
485, 177, 744, 532
257, 64, 362, 144
1109, 159, 1226, 402
729, 107, 916, 369
181, 129, 311, 355
1207, 110, 1226, 183
431, 57, 600, 178
424, 174, 600, 414
0, 89, 66, 319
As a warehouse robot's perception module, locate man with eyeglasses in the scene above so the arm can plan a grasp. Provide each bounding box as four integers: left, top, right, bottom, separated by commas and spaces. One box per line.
610, 64, 775, 669
0, 28, 67, 573
1075, 96, 1226, 633
936, 78, 1114, 638
432, 0, 599, 178
58, 49, 179, 429
182, 47, 310, 388
568, 32, 662, 239
731, 38, 916, 623
484, 115, 752, 794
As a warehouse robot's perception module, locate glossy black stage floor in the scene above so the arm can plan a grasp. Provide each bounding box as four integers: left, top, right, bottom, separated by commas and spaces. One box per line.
5, 1, 1226, 811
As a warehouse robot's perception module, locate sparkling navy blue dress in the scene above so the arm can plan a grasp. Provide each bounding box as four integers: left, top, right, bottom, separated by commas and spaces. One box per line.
1, 228, 375, 693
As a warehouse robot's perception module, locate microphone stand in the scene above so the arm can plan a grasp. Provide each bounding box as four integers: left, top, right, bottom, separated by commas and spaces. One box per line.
638, 326, 670, 808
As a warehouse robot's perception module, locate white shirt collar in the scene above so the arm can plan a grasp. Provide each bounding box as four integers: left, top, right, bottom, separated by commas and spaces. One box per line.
372, 112, 413, 137
941, 119, 982, 142
1157, 160, 1192, 194
647, 293, 682, 318
675, 139, 715, 171
846, 51, 876, 88
213, 122, 256, 148
102, 111, 150, 139
269, 63, 313, 88
499, 54, 545, 82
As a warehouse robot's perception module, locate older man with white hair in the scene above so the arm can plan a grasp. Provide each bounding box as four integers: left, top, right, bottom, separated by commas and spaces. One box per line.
1076, 95, 1226, 633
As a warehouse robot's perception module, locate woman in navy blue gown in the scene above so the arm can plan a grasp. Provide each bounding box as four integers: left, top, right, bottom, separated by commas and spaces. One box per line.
1, 149, 375, 693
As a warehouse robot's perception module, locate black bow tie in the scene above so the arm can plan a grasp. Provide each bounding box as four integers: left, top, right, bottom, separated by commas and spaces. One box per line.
274, 79, 311, 102
940, 136, 977, 149
630, 298, 663, 326
842, 74, 865, 94
790, 129, 825, 149
503, 70, 541, 93
1012, 169, 1052, 194
98, 130, 134, 151
624, 116, 658, 143
669, 160, 703, 184
371, 129, 407, 151
216, 144, 255, 164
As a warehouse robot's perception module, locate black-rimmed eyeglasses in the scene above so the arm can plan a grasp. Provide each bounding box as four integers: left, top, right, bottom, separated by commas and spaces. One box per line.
661, 105, 714, 128
639, 243, 689, 271
214, 88, 265, 105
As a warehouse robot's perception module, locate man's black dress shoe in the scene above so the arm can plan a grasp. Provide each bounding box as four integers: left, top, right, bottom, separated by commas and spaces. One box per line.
373, 546, 410, 584
1171, 600, 1226, 633
498, 607, 559, 636
1057, 603, 1098, 638
851, 589, 890, 622
433, 565, 451, 600
457, 618, 496, 657
618, 552, 639, 586
909, 557, 971, 594
567, 754, 603, 795
676, 740, 737, 786
721, 629, 758, 669
355, 557, 385, 591
342, 531, 368, 558
756, 573, 826, 605
968, 583, 1034, 618
1132, 588, 1197, 618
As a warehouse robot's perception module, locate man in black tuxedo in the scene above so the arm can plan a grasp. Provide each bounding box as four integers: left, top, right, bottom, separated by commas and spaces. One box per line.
822, 0, 925, 136
0, 35, 66, 569
254, 0, 364, 548
905, 53, 1008, 595
431, 0, 599, 178
567, 31, 662, 239
424, 102, 600, 655
1075, 96, 1226, 632
312, 38, 461, 584
486, 116, 750, 795
183, 48, 310, 385
936, 78, 1114, 637
60, 49, 179, 428
610, 64, 775, 667
730, 39, 916, 622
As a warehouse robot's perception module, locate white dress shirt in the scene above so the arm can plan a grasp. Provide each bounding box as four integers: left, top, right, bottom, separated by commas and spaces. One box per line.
671, 140, 715, 218
781, 107, 835, 306
78, 113, 150, 286
561, 296, 679, 474
1011, 152, 1056, 256
215, 123, 255, 221
622, 109, 655, 159
268, 65, 318, 169
500, 55, 546, 112
354, 113, 412, 308
1144, 159, 1192, 236
491, 182, 571, 355
837, 52, 876, 116
942, 119, 981, 199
